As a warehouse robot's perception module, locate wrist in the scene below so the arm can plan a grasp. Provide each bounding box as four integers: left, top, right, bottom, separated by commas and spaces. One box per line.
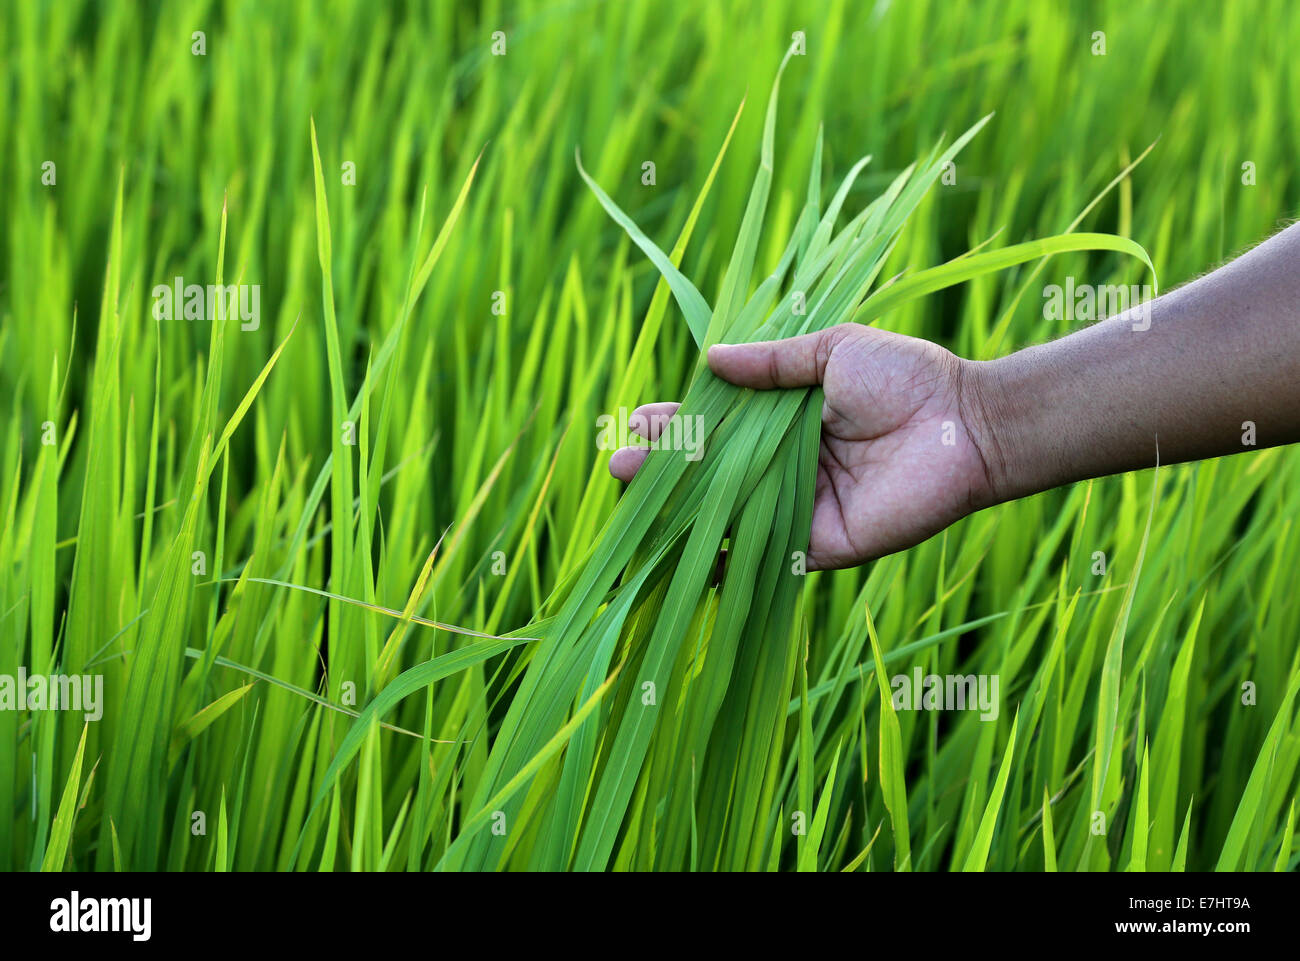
955, 353, 1047, 509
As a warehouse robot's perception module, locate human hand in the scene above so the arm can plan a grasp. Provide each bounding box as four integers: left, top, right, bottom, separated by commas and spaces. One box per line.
609, 323, 998, 570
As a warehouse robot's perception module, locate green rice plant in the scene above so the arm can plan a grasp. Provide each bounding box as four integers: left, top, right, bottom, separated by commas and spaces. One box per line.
306, 47, 1155, 871
3, 0, 1299, 875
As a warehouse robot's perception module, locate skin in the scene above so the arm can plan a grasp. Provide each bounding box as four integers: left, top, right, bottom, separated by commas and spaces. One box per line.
610, 222, 1300, 571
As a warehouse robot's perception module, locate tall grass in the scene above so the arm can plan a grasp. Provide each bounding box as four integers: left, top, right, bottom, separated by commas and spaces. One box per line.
1, 0, 1297, 872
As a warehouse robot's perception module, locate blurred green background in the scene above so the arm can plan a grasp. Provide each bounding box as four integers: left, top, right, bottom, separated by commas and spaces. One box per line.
1, 0, 1297, 871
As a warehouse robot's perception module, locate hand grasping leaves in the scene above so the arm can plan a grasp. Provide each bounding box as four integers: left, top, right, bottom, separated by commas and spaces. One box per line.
610, 323, 998, 571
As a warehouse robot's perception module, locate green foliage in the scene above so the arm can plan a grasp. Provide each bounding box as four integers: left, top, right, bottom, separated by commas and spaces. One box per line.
1, 0, 1298, 872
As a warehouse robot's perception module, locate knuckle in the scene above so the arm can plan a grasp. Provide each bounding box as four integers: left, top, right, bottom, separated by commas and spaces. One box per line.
766, 345, 785, 387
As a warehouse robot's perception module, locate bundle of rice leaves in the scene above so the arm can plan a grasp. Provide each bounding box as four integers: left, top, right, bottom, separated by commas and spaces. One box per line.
305, 46, 1153, 871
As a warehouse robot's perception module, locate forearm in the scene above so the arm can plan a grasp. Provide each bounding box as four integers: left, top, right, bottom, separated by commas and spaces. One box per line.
966, 222, 1300, 505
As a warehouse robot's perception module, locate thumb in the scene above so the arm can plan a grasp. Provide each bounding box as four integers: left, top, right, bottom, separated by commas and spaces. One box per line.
706, 326, 848, 389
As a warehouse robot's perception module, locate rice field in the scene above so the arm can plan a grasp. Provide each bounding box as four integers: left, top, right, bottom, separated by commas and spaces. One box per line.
2, 0, 1298, 873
